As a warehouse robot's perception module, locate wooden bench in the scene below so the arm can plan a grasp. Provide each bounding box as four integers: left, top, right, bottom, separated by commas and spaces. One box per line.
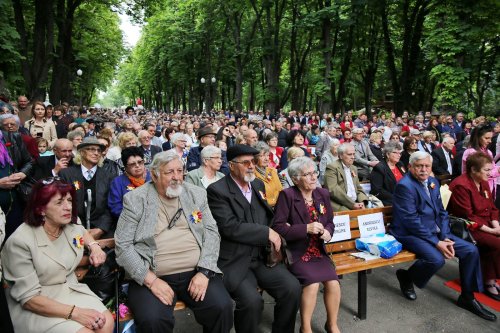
325, 206, 416, 320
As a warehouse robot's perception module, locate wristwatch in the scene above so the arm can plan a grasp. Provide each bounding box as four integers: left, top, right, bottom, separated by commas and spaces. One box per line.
197, 267, 216, 279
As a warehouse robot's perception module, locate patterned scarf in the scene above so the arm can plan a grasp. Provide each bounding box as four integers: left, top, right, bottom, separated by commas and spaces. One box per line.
127, 174, 146, 188
0, 131, 14, 168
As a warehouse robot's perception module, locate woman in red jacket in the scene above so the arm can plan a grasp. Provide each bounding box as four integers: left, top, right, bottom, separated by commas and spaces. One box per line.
448, 151, 500, 301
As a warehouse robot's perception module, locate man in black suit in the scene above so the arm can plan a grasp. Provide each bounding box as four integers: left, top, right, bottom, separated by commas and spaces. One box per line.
207, 145, 300, 333
59, 137, 115, 239
138, 130, 162, 166
431, 137, 456, 177
275, 121, 288, 148
33, 138, 74, 180
287, 110, 300, 125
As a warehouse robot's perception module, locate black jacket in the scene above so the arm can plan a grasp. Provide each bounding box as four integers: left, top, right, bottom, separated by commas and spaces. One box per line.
207, 177, 273, 292
33, 155, 75, 180
3, 131, 33, 176
431, 147, 456, 177
370, 160, 406, 206
59, 165, 115, 237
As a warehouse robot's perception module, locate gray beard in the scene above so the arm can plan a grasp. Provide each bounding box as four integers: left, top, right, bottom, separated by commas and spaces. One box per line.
244, 173, 255, 183
166, 185, 183, 198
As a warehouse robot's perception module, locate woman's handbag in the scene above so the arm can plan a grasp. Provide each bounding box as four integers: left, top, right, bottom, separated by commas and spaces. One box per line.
16, 176, 37, 202
449, 216, 477, 245
81, 247, 118, 303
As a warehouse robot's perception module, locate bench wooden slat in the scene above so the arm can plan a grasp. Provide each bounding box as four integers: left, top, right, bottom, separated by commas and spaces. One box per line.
326, 240, 356, 252
333, 206, 394, 217
333, 250, 416, 275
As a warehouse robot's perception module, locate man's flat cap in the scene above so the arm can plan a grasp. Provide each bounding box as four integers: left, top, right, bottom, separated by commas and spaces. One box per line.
226, 144, 259, 162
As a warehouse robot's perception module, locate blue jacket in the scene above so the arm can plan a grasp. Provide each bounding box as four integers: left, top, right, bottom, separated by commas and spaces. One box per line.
108, 172, 151, 218
391, 173, 452, 246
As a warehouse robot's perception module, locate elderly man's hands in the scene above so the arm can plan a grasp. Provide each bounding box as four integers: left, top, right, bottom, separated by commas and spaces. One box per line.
150, 278, 175, 306
188, 273, 209, 302
436, 239, 455, 259
269, 228, 282, 252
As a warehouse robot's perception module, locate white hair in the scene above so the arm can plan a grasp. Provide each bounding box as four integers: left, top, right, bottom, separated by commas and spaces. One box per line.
409, 151, 433, 165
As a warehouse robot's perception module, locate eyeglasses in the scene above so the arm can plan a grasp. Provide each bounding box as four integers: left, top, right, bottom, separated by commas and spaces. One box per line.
83, 147, 102, 153
41, 176, 62, 185
168, 208, 184, 229
231, 159, 255, 167
300, 170, 319, 178
127, 160, 145, 168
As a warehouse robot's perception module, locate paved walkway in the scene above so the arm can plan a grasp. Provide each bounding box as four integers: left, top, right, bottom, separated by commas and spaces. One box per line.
173, 259, 499, 332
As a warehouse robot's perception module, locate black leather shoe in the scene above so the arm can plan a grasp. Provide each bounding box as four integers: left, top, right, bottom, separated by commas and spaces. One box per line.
484, 289, 500, 302
457, 296, 497, 321
396, 269, 417, 300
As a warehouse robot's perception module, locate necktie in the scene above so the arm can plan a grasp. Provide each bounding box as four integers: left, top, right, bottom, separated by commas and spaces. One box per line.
422, 180, 431, 198
86, 169, 94, 180
444, 150, 453, 174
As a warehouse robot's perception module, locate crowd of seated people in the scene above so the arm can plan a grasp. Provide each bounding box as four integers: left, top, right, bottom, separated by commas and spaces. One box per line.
0, 97, 500, 333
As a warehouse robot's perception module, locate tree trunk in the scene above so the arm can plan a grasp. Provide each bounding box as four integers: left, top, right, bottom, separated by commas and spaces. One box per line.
318, 0, 333, 115
50, 0, 82, 105
12, 0, 55, 101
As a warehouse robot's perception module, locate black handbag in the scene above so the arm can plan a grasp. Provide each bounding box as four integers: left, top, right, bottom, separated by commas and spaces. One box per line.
81, 247, 118, 303
449, 216, 477, 245
16, 176, 37, 202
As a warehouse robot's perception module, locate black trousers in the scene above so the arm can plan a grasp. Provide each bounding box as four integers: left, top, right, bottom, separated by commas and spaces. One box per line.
128, 270, 233, 333
0, 286, 14, 333
231, 259, 301, 333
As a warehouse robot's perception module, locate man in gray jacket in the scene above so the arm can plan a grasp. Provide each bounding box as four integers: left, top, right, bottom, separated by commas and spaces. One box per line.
352, 127, 379, 180
115, 150, 233, 333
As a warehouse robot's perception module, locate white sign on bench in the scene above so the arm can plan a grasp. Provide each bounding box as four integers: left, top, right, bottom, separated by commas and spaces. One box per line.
358, 212, 385, 237
328, 214, 351, 242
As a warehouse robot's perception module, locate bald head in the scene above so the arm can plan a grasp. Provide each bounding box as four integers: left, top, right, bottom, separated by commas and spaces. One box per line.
53, 139, 73, 160
244, 129, 258, 147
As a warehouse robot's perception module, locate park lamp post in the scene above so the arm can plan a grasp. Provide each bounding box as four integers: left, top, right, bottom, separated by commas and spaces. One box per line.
200, 77, 217, 111
76, 69, 83, 107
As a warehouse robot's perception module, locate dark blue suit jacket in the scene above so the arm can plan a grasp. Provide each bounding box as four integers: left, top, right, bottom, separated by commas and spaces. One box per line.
391, 173, 452, 246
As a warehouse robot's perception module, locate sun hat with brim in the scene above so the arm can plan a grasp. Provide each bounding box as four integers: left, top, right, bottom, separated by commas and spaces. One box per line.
77, 137, 106, 151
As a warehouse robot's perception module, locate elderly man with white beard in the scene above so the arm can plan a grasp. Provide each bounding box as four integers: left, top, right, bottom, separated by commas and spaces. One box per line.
207, 144, 301, 333
115, 150, 233, 333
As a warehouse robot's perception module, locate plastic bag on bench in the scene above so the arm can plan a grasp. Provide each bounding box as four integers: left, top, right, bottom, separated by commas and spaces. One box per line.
355, 234, 402, 259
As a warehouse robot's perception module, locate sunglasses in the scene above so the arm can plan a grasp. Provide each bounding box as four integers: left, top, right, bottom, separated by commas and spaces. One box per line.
127, 160, 145, 168
41, 176, 62, 185
168, 208, 184, 229
231, 159, 255, 167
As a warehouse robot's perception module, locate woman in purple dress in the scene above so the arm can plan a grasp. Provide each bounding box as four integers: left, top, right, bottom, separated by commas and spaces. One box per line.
273, 156, 341, 333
